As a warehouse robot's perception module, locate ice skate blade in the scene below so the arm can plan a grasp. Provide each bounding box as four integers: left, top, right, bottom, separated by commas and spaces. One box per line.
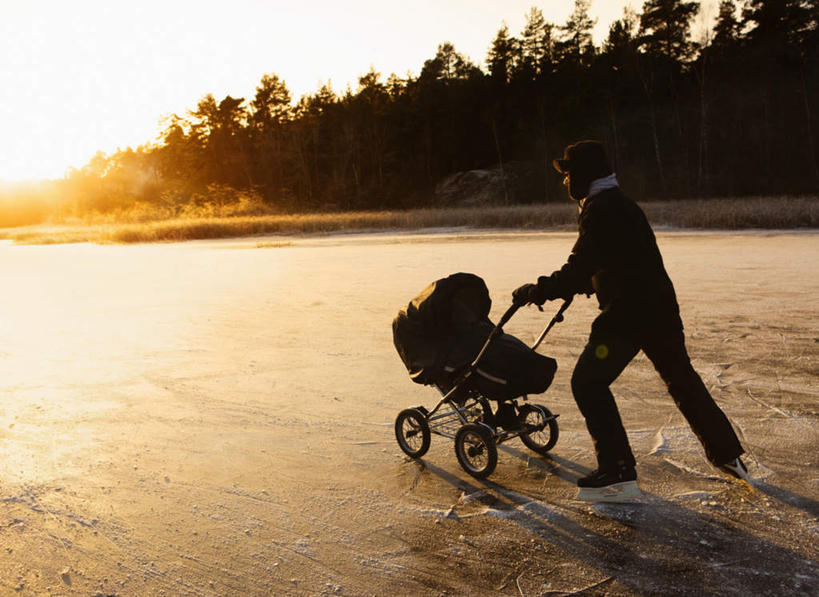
719, 461, 753, 485
724, 475, 755, 489
577, 481, 642, 503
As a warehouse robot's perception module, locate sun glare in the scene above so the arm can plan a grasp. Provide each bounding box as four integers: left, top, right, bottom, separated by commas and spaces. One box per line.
0, 3, 178, 181
0, 0, 636, 183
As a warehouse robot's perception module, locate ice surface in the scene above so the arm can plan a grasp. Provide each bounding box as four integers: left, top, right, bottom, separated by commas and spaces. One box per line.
0, 230, 817, 595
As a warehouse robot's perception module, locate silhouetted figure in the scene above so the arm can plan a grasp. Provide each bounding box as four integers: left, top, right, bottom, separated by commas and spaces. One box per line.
513, 140, 748, 501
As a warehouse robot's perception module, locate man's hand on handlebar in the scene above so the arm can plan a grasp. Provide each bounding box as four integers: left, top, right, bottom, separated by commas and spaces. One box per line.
512, 282, 547, 307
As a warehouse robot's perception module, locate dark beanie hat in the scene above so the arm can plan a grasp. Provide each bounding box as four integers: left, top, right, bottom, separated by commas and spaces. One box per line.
553, 140, 611, 177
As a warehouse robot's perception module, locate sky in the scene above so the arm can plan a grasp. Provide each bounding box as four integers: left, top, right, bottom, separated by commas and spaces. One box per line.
1, 0, 682, 182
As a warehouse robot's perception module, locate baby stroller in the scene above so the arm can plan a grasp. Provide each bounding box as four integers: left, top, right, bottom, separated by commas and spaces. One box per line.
392, 273, 571, 478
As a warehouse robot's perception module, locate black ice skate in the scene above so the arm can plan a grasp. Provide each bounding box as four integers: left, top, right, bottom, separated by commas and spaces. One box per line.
718, 457, 752, 483
577, 465, 642, 502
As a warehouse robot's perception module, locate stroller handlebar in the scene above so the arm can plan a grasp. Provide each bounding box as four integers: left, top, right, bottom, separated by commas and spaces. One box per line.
497, 303, 520, 328
472, 297, 572, 370
531, 296, 573, 351
439, 296, 573, 405
498, 296, 573, 332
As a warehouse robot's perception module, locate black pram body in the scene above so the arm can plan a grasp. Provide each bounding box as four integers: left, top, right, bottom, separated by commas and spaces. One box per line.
392, 273, 557, 401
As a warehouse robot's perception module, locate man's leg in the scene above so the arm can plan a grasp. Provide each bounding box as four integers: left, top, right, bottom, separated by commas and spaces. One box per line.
571, 325, 640, 471
642, 327, 744, 465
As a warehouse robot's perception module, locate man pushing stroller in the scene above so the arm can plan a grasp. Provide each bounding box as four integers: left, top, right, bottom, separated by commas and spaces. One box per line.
513, 140, 749, 501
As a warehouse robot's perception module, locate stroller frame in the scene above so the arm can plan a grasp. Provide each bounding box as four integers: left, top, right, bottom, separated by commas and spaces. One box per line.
395, 299, 572, 478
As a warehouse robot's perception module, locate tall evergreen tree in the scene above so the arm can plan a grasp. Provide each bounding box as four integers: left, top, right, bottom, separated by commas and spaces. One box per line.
712, 0, 741, 50
249, 74, 293, 201
487, 24, 520, 83
349, 68, 392, 200
210, 96, 251, 188
638, 0, 700, 61
421, 42, 479, 82
740, 0, 818, 189
250, 74, 292, 128
520, 7, 553, 78
603, 6, 640, 59
743, 0, 814, 59
806, 0, 819, 58
602, 7, 642, 175
554, 0, 596, 66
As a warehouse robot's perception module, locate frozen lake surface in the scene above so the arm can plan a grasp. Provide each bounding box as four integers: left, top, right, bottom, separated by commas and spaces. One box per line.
1, 230, 817, 595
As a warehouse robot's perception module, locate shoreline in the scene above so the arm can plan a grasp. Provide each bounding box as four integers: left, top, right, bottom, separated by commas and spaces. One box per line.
0, 196, 817, 246
3, 224, 819, 250
4, 226, 819, 252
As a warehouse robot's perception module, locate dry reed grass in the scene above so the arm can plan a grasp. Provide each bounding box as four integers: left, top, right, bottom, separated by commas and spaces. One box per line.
0, 197, 816, 245
642, 197, 819, 229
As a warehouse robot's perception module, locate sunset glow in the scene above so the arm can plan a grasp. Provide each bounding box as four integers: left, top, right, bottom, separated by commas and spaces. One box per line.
0, 0, 634, 182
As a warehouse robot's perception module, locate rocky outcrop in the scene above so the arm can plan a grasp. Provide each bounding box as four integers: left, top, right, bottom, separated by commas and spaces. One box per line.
434, 161, 542, 206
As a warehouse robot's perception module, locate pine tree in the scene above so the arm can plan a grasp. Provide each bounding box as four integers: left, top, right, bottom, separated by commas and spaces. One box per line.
742, 0, 814, 59
603, 6, 639, 58
420, 42, 479, 82
554, 0, 596, 66
520, 7, 553, 78
638, 0, 700, 61
487, 24, 520, 83
250, 74, 292, 128
805, 0, 819, 59
712, 0, 741, 49
249, 74, 293, 202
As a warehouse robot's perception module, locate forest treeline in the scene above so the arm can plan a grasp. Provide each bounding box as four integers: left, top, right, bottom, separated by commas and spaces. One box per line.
4, 0, 819, 226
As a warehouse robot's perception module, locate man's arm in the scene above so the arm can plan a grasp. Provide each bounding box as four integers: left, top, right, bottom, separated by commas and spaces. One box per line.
538, 223, 599, 300
514, 205, 602, 305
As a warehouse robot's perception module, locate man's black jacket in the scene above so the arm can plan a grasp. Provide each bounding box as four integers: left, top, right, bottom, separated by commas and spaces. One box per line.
537, 187, 682, 334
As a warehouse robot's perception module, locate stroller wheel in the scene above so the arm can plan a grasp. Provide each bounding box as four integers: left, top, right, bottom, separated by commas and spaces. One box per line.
454, 423, 497, 479
395, 408, 431, 458
519, 404, 559, 454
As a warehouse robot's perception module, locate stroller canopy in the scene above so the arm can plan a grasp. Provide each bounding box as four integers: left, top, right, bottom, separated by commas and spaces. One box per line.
393, 273, 556, 399
392, 273, 491, 384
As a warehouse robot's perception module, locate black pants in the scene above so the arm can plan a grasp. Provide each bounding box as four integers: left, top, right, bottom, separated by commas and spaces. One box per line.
571, 315, 744, 471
